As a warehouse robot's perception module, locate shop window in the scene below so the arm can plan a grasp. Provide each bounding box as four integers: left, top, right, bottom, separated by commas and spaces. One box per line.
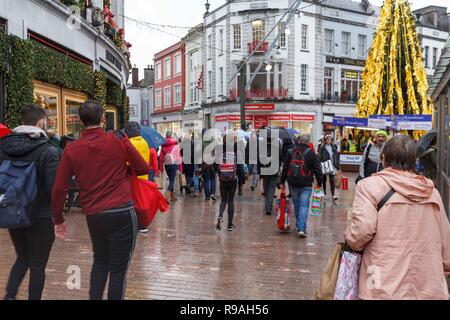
34, 82, 61, 134
105, 106, 118, 132
63, 91, 87, 139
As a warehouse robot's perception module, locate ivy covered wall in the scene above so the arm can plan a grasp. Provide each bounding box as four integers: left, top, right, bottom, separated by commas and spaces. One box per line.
0, 31, 128, 129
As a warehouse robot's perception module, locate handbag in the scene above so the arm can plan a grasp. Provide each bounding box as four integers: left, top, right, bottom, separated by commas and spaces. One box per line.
334, 250, 362, 300
321, 160, 335, 176
316, 243, 345, 300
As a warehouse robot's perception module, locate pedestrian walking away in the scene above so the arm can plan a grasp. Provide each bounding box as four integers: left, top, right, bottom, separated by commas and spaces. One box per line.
318, 135, 341, 201
201, 129, 217, 201
0, 104, 60, 300
159, 131, 182, 203
51, 100, 150, 300
280, 135, 323, 238
345, 135, 450, 300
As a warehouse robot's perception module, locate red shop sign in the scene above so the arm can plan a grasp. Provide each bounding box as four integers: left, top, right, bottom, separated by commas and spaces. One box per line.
245, 103, 275, 111
215, 115, 228, 122
291, 114, 315, 121
269, 114, 291, 121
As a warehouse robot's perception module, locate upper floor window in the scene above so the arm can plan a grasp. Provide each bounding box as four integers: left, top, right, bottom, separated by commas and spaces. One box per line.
155, 89, 162, 108
432, 47, 438, 69
301, 25, 308, 50
279, 22, 286, 48
233, 24, 241, 50
155, 62, 162, 81
219, 29, 224, 54
174, 54, 182, 75
424, 46, 429, 68
341, 32, 351, 56
0, 17, 7, 32
164, 58, 171, 79
208, 35, 212, 59
358, 34, 367, 57
300, 64, 308, 93
324, 29, 334, 55
164, 87, 171, 106
252, 19, 265, 43
174, 84, 182, 104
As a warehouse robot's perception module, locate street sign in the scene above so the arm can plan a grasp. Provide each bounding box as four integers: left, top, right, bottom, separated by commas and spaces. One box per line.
333, 117, 368, 127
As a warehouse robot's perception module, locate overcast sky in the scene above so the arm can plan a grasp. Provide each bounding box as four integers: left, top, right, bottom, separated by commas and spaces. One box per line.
125, 0, 449, 79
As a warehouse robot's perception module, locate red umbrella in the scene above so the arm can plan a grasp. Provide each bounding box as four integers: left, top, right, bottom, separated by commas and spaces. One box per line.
0, 124, 11, 138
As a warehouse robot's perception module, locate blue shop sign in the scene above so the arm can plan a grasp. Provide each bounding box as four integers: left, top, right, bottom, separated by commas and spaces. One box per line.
391, 115, 433, 131
333, 117, 368, 127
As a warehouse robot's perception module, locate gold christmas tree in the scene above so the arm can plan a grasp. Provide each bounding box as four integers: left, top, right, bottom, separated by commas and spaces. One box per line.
356, 0, 433, 117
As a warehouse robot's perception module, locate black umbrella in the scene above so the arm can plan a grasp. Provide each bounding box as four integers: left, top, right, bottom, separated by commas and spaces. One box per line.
271, 126, 294, 141
417, 129, 437, 157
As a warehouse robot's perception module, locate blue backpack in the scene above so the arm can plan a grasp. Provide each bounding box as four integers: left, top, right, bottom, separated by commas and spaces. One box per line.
0, 143, 49, 229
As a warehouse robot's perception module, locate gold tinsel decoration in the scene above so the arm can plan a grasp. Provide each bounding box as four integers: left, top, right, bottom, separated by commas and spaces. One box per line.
356, 0, 433, 118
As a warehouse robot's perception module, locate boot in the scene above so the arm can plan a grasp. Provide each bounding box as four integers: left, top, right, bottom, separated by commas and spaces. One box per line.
171, 192, 178, 202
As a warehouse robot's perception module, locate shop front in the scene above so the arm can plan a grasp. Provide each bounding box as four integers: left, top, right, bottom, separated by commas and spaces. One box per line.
152, 112, 182, 138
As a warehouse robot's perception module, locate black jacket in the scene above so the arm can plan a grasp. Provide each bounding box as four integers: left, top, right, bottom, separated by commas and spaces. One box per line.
0, 133, 61, 219
318, 144, 340, 170
281, 143, 323, 188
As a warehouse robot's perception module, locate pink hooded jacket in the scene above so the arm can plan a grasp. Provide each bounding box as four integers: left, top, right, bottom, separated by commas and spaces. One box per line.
159, 138, 182, 173
345, 167, 450, 300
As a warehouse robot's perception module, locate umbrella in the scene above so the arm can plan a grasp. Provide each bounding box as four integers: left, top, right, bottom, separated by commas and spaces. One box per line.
0, 124, 11, 138
141, 126, 165, 149
286, 128, 300, 136
416, 129, 437, 157
271, 126, 294, 140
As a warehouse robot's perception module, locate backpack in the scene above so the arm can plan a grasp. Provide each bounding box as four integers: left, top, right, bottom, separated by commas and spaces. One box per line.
163, 153, 175, 165
0, 143, 50, 229
287, 148, 312, 187
219, 152, 237, 182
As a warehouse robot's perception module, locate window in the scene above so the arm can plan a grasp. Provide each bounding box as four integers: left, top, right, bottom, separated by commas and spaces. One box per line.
252, 19, 265, 43
164, 87, 171, 106
324, 68, 334, 101
219, 67, 224, 97
341, 32, 351, 56
219, 29, 224, 54
208, 35, 212, 59
164, 58, 171, 79
174, 84, 182, 104
433, 48, 438, 69
324, 29, 334, 54
279, 22, 286, 48
358, 34, 367, 57
0, 17, 7, 32
130, 104, 138, 118
155, 89, 162, 108
155, 63, 162, 81
340, 69, 362, 103
233, 24, 241, 50
174, 54, 181, 74
424, 46, 429, 68
208, 71, 212, 98
301, 25, 308, 50
300, 64, 308, 93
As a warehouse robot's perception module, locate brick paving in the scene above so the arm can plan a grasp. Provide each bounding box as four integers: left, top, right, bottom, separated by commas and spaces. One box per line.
0, 174, 358, 300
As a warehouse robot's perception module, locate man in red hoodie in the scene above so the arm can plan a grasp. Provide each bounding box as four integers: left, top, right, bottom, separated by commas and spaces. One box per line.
52, 100, 150, 300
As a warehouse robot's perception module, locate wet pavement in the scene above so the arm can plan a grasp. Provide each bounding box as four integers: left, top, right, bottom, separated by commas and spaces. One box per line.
0, 173, 358, 300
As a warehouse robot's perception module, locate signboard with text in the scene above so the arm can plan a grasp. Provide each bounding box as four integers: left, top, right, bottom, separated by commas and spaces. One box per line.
391, 115, 432, 131
340, 154, 364, 165
245, 103, 275, 111
333, 117, 368, 127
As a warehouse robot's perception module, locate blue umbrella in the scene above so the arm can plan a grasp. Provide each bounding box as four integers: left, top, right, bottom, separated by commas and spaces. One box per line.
287, 128, 300, 136
141, 126, 165, 149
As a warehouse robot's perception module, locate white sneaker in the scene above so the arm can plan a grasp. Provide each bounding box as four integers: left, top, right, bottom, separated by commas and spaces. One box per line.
298, 231, 307, 238
139, 228, 149, 234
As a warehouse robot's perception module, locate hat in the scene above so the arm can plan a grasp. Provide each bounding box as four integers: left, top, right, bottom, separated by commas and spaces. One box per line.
124, 121, 141, 138
376, 130, 388, 138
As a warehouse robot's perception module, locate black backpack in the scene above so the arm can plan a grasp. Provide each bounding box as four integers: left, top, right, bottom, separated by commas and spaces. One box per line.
287, 148, 311, 187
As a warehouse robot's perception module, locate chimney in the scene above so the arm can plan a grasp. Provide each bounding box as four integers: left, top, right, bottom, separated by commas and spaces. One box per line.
131, 66, 139, 87
144, 65, 155, 86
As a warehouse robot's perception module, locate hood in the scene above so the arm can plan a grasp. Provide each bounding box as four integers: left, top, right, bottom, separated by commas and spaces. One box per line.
376, 167, 434, 203
12, 125, 48, 139
1, 133, 48, 157
163, 138, 178, 146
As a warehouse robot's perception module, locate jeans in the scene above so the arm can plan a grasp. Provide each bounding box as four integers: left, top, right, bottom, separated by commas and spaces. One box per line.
186, 165, 199, 192
290, 187, 313, 232
5, 218, 55, 300
219, 180, 237, 227
323, 175, 335, 196
263, 175, 278, 213
148, 170, 156, 182
250, 164, 259, 188
86, 206, 138, 300
202, 170, 216, 199
165, 165, 178, 192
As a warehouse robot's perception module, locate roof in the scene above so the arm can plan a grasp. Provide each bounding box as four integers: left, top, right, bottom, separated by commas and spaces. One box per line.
429, 35, 450, 98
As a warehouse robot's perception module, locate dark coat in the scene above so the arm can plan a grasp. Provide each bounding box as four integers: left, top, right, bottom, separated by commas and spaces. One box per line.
318, 144, 340, 170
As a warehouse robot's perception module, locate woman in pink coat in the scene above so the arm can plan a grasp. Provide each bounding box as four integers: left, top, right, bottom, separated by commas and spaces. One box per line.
345, 135, 450, 300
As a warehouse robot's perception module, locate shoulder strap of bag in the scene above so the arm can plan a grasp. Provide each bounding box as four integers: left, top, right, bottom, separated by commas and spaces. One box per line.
377, 189, 396, 211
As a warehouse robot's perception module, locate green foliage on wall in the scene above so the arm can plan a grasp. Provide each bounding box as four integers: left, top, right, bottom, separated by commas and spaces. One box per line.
0, 31, 6, 71
94, 71, 107, 107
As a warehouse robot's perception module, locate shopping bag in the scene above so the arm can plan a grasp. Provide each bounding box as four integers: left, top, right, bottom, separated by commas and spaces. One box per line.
275, 187, 291, 232
129, 176, 169, 228
334, 251, 362, 300
335, 171, 343, 189
321, 160, 335, 176
342, 176, 349, 191
310, 187, 325, 216
316, 243, 345, 300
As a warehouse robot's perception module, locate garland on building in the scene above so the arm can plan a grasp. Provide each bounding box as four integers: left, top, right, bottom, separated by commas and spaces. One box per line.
356, 0, 433, 118
0, 31, 129, 129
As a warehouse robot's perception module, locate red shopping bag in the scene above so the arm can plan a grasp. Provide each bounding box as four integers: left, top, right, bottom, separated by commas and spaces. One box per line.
342, 177, 349, 191
129, 176, 169, 228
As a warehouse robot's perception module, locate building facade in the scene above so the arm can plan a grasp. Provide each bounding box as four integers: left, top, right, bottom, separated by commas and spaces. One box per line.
202, 0, 380, 143
127, 66, 154, 126
152, 42, 186, 138
0, 0, 130, 135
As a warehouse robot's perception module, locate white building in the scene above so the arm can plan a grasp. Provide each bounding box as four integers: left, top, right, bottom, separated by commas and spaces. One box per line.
202, 0, 380, 143
0, 0, 129, 134
127, 66, 154, 126
182, 24, 205, 132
